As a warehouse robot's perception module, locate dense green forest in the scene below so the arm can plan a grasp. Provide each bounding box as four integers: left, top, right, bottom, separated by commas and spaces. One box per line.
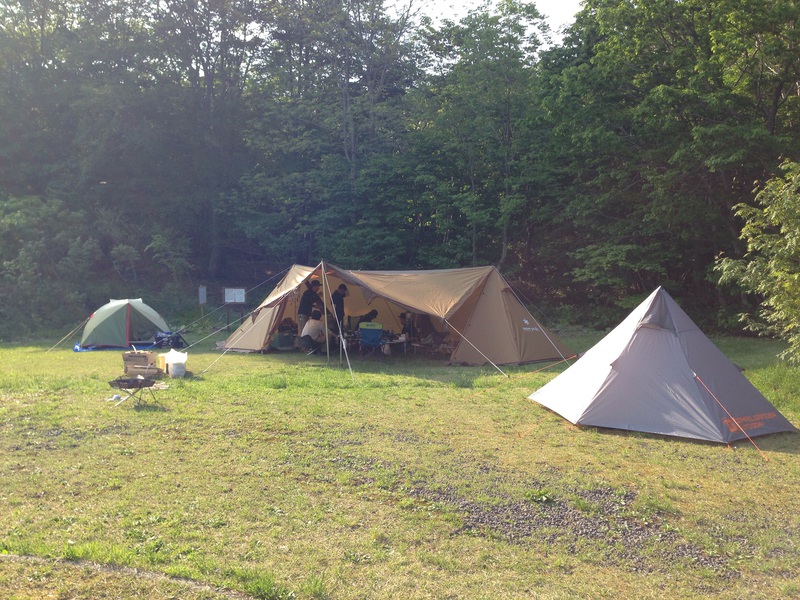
1, 0, 799, 339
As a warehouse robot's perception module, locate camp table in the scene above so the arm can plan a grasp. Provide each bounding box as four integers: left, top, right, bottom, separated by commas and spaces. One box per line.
108, 376, 158, 406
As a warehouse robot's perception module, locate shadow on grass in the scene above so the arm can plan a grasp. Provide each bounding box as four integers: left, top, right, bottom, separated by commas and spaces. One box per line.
132, 403, 169, 413
563, 424, 800, 456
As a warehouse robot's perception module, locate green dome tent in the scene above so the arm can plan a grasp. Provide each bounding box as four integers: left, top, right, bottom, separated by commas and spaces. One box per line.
76, 299, 169, 350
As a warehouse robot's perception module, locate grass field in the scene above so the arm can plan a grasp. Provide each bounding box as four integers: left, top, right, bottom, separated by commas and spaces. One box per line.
1, 332, 799, 599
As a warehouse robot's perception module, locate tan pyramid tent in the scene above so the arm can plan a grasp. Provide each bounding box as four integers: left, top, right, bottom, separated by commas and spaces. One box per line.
223, 262, 573, 366
529, 287, 796, 443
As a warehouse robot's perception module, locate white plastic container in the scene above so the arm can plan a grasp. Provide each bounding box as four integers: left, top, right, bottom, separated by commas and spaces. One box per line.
164, 349, 188, 378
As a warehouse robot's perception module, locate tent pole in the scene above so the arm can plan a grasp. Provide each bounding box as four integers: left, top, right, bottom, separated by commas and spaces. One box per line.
444, 319, 507, 377
125, 303, 131, 348
320, 260, 331, 363
320, 262, 355, 380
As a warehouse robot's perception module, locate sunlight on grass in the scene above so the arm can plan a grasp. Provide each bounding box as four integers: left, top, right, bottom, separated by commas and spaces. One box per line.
0, 337, 799, 599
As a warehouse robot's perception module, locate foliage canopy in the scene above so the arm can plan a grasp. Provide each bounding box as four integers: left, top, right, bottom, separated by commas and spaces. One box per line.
717, 161, 800, 361
1, 0, 800, 337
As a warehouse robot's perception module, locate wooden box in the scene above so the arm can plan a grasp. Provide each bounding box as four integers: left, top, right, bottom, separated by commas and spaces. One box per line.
123, 350, 157, 374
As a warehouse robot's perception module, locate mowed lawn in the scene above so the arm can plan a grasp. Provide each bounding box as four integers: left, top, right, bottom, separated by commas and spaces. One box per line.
1, 333, 799, 599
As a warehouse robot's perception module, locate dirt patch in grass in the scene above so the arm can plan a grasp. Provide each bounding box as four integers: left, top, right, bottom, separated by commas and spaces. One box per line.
316, 426, 741, 578
410, 483, 733, 576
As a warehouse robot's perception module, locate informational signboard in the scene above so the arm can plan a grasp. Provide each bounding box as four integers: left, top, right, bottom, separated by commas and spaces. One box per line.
223, 287, 246, 304
198, 285, 207, 305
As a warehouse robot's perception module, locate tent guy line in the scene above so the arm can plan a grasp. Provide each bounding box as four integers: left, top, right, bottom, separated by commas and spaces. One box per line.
464, 357, 578, 402
694, 373, 769, 461
180, 266, 293, 351
46, 317, 90, 353
443, 318, 506, 376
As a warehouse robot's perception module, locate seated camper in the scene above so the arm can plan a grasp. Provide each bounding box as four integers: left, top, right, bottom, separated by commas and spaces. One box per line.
300, 310, 338, 353
413, 330, 452, 356
399, 313, 416, 340
357, 309, 379, 326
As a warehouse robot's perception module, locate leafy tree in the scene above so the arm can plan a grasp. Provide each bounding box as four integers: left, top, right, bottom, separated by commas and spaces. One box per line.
717, 161, 800, 361
147, 232, 193, 283
0, 195, 100, 336
237, 0, 418, 267
0, 0, 84, 195
405, 0, 547, 268
531, 0, 800, 323
149, 0, 263, 276
4, 0, 800, 339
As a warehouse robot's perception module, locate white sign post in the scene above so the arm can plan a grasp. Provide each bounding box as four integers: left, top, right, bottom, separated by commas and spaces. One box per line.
223, 288, 246, 304
198, 285, 207, 317
223, 287, 246, 330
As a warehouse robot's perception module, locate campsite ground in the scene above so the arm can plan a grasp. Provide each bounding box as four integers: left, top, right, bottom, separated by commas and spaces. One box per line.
1, 332, 799, 599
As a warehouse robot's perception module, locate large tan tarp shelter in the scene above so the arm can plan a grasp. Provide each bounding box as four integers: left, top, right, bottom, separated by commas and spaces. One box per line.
223, 263, 573, 366
529, 287, 796, 443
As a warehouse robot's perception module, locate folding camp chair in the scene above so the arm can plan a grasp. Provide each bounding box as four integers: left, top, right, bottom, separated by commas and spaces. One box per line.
358, 322, 384, 358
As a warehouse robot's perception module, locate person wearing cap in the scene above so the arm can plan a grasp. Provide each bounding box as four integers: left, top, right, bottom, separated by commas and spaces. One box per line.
297, 279, 323, 340
331, 284, 349, 332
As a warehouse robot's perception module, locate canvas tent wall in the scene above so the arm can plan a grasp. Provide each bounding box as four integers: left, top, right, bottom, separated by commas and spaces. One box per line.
77, 298, 169, 350
529, 287, 796, 443
223, 263, 573, 366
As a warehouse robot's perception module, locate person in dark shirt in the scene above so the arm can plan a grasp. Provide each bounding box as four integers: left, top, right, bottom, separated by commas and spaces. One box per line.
297, 280, 323, 339
331, 284, 349, 332
357, 309, 379, 326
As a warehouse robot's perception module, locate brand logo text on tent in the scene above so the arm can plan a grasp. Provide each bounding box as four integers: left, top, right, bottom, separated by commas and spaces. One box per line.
522, 318, 541, 332
724, 412, 779, 433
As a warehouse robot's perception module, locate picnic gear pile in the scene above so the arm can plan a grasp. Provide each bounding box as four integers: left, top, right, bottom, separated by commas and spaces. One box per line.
107, 348, 188, 406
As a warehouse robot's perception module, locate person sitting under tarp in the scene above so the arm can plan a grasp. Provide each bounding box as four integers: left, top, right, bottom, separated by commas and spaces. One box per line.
357, 309, 379, 326
300, 310, 338, 354
399, 313, 415, 340
269, 317, 297, 351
